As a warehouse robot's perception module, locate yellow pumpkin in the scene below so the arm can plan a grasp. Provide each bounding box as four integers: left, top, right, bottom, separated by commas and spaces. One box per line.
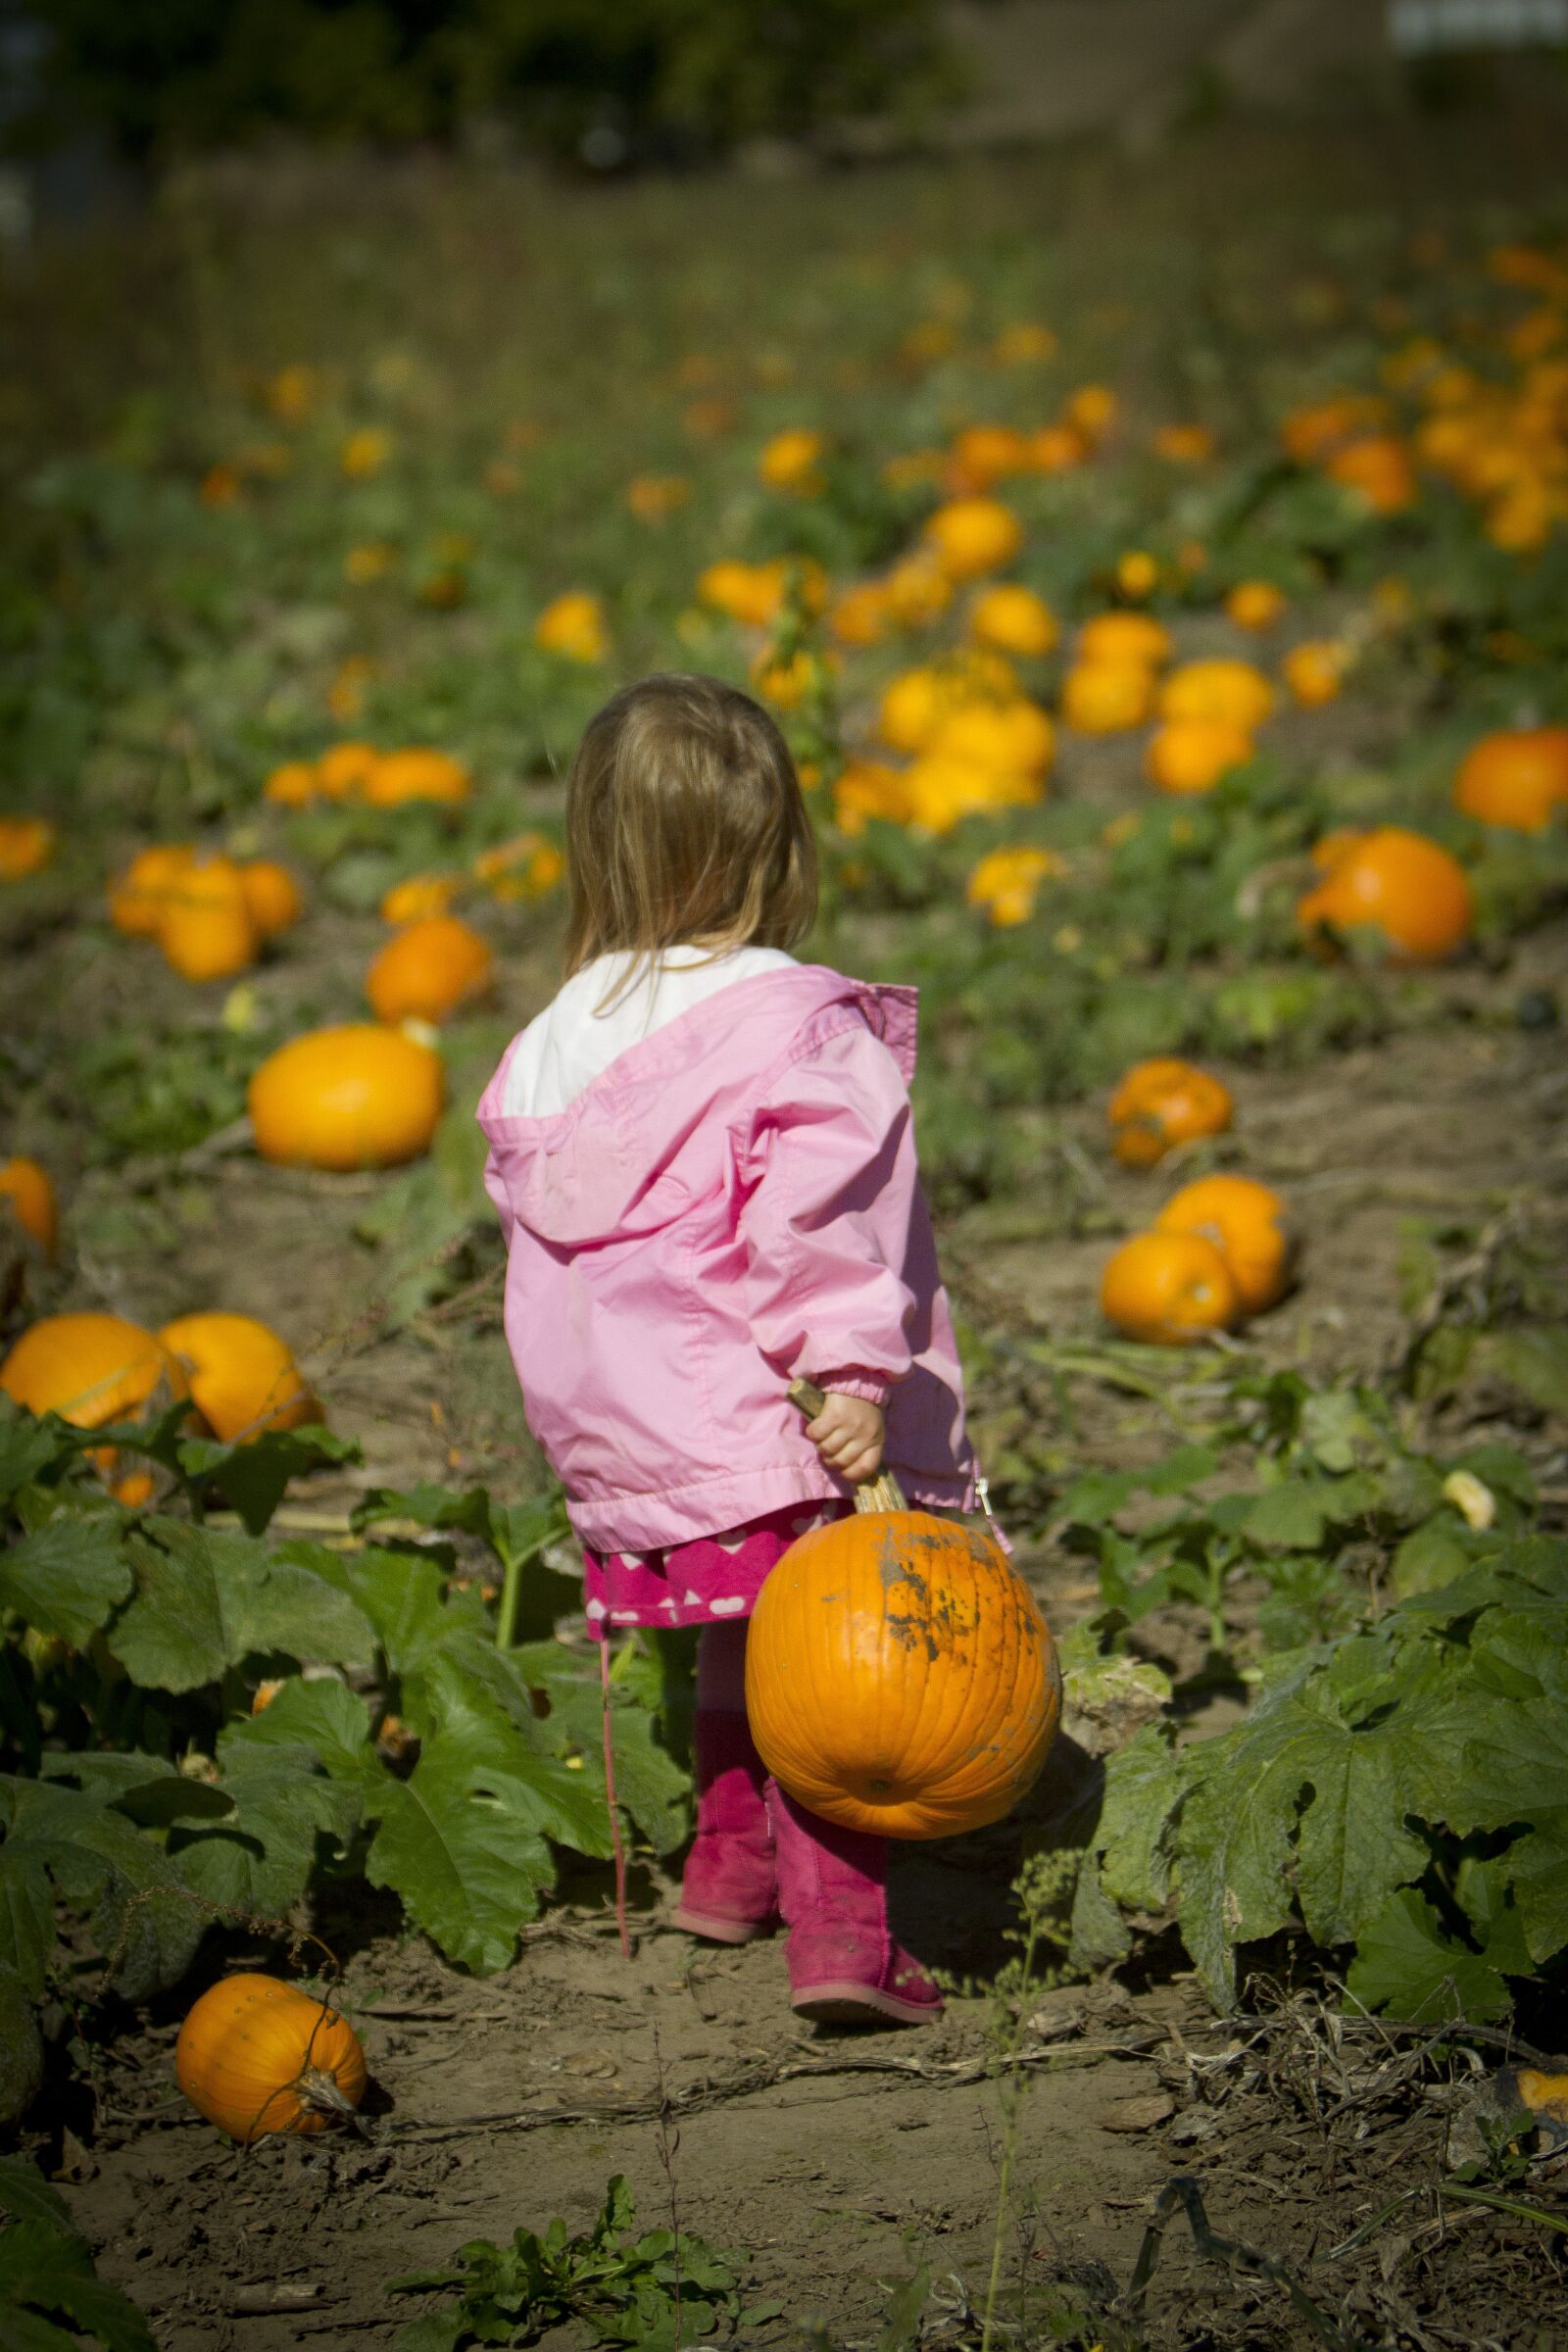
249, 1024, 444, 1170
157, 1313, 318, 1445
1158, 659, 1275, 731
1144, 719, 1254, 796
361, 748, 470, 808
1076, 612, 1172, 668
926, 698, 1054, 778
1060, 661, 1154, 734
175, 1976, 367, 2144
921, 497, 1023, 580
967, 584, 1058, 659
746, 1511, 1059, 1838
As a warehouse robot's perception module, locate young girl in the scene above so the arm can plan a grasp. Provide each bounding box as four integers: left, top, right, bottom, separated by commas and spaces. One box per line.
477, 673, 976, 2026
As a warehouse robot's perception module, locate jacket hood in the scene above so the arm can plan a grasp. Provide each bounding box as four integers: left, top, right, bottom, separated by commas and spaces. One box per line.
476, 963, 916, 1248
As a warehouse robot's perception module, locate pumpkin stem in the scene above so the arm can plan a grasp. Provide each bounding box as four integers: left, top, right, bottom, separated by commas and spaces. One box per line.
787, 1377, 907, 1514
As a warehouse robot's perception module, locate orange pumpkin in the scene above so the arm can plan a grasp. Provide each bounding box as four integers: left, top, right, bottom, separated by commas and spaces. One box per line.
1225, 580, 1287, 632
1453, 727, 1568, 833
0, 1312, 187, 1429
967, 583, 1058, 658
1108, 1059, 1233, 1169
263, 760, 318, 808
925, 699, 1054, 778
157, 1313, 318, 1445
1283, 640, 1349, 708
1155, 1174, 1295, 1316
0, 1158, 58, 1258
1297, 826, 1473, 962
1061, 661, 1154, 734
921, 497, 1023, 580
1326, 434, 1417, 514
1144, 719, 1253, 796
157, 856, 258, 983
109, 845, 197, 937
249, 1023, 444, 1170
238, 860, 303, 939
361, 748, 470, 808
1076, 612, 1172, 668
175, 1975, 367, 2144
317, 742, 381, 800
1158, 659, 1275, 731
1100, 1231, 1239, 1344
0, 818, 55, 879
366, 914, 492, 1025
380, 872, 463, 925
746, 1511, 1059, 1838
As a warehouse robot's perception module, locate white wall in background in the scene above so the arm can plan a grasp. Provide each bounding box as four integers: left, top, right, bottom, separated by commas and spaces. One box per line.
1388, 0, 1568, 51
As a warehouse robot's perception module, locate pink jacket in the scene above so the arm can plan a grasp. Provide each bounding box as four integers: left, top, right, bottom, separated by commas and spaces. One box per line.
476, 961, 975, 1552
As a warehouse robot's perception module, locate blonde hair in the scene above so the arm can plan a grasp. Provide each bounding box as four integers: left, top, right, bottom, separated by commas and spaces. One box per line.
563, 674, 817, 992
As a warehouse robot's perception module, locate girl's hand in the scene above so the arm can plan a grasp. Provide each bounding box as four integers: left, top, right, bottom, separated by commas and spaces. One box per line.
806, 1393, 886, 1486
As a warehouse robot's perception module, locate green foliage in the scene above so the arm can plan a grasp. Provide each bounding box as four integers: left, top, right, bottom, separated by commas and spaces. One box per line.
0, 1401, 688, 2034
388, 2175, 765, 2352
0, 2154, 155, 2352
1070, 1533, 1568, 2017
22, 0, 956, 163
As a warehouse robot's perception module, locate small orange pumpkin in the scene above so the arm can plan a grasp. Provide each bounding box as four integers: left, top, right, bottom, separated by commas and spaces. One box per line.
0, 818, 55, 879
1108, 1059, 1233, 1169
175, 1975, 367, 2144
249, 1023, 444, 1170
157, 1313, 318, 1445
1155, 1174, 1295, 1316
746, 1511, 1059, 1839
1297, 826, 1473, 963
1225, 580, 1287, 632
1452, 727, 1568, 833
0, 1158, 58, 1258
361, 748, 470, 808
1100, 1231, 1238, 1344
108, 845, 197, 937
366, 914, 492, 1025
1076, 612, 1172, 668
238, 860, 303, 939
967, 583, 1058, 659
921, 497, 1023, 580
1158, 659, 1275, 732
157, 856, 258, 983
1060, 661, 1155, 734
1144, 719, 1253, 796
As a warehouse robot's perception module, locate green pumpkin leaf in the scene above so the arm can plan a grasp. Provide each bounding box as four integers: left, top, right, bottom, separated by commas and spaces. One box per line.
0, 1518, 132, 1649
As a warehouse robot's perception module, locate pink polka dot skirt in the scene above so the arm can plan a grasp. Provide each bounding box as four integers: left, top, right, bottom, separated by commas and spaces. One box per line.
582, 1499, 852, 1631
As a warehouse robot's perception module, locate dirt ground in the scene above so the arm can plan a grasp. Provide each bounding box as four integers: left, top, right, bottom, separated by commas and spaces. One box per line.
35, 909, 1566, 2351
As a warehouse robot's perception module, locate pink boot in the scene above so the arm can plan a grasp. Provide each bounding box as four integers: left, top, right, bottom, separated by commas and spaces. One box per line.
768, 1780, 943, 2027
669, 1710, 778, 1943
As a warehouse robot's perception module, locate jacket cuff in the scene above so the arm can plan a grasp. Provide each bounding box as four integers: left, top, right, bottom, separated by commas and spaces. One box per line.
808, 1371, 893, 1407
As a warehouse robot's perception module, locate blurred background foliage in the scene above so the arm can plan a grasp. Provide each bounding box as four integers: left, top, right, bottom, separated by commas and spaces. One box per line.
9, 0, 959, 168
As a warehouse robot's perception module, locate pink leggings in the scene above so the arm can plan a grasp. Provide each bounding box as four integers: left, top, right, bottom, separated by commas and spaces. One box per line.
696, 1618, 750, 1711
